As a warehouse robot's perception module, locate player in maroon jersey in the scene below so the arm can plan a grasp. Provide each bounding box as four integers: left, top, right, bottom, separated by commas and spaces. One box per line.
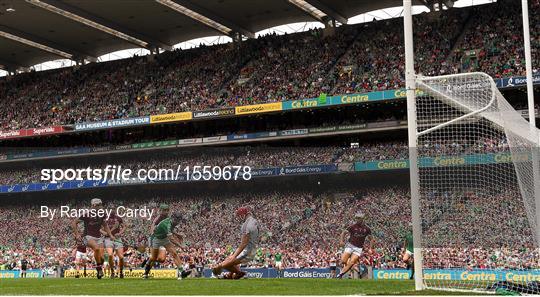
102, 211, 126, 278
71, 198, 114, 279
336, 211, 372, 279
73, 244, 88, 278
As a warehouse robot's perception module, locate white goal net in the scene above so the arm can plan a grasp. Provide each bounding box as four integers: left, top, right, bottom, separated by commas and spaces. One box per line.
412, 72, 540, 294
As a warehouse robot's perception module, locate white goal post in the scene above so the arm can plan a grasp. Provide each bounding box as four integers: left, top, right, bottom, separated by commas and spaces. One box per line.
410, 73, 540, 293
403, 0, 540, 293
409, 71, 540, 293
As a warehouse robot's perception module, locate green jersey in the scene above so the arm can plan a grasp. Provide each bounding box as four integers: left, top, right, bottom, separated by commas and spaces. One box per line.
275, 253, 282, 262
405, 232, 414, 252
154, 217, 172, 239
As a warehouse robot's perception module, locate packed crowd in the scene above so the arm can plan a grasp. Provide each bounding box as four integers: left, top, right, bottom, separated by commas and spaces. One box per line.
0, 0, 536, 274
0, 136, 511, 185
446, 0, 540, 78
330, 7, 468, 94
0, 146, 341, 185
0, 0, 537, 131
0, 186, 536, 272
222, 27, 357, 105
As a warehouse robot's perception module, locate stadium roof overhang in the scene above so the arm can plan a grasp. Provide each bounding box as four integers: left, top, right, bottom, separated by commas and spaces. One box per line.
0, 0, 424, 71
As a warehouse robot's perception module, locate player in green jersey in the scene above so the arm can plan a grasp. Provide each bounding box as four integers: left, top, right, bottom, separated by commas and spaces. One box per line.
274, 251, 284, 278
403, 230, 414, 280
143, 204, 191, 280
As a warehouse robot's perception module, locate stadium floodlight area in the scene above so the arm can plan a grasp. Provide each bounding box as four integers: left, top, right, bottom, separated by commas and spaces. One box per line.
410, 72, 540, 294
288, 0, 327, 22
155, 0, 232, 36
0, 30, 72, 59
25, 0, 148, 48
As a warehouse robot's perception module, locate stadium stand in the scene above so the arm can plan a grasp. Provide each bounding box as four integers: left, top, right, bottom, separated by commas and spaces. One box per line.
0, 0, 537, 131
0, 0, 539, 290
0, 137, 511, 185
0, 187, 536, 272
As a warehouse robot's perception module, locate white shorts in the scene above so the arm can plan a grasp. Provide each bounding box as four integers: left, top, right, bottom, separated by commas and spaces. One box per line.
75, 251, 88, 261
83, 235, 103, 247
343, 243, 363, 257
236, 249, 255, 263
104, 238, 124, 249
405, 249, 413, 256
275, 261, 283, 269
149, 237, 170, 249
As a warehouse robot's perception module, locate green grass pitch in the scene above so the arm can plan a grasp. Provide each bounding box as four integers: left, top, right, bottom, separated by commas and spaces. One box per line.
0, 278, 481, 295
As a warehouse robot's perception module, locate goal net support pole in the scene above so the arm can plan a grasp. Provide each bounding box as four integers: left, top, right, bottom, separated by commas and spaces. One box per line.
521, 0, 540, 257
522, 0, 536, 131
403, 0, 425, 291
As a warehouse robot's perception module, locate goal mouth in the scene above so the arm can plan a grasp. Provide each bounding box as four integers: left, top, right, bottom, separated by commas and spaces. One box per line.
410, 72, 540, 294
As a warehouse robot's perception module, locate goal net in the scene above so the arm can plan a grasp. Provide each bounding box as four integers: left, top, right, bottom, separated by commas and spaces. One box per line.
412, 72, 540, 293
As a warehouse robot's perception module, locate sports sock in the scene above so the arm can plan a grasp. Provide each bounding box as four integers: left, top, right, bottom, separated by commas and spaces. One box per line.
144, 263, 152, 275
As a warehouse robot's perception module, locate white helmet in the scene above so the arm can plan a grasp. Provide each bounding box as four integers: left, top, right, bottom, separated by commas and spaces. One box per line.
90, 198, 102, 206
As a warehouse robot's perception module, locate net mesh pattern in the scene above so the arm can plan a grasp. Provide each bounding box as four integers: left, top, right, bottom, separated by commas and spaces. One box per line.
414, 73, 540, 293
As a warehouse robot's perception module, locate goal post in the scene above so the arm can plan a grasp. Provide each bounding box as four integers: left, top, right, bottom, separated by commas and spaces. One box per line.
522, 0, 540, 267
403, 0, 540, 292
410, 72, 540, 293
402, 0, 425, 291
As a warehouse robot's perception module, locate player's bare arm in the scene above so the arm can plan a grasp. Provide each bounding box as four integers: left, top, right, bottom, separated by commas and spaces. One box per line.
172, 231, 183, 243
169, 235, 182, 247
71, 218, 82, 242
231, 233, 250, 259
168, 228, 183, 246
116, 222, 126, 238
365, 235, 374, 250
339, 229, 347, 246
102, 221, 115, 241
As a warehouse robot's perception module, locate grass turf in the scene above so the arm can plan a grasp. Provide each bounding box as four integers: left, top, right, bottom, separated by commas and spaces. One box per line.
0, 278, 482, 295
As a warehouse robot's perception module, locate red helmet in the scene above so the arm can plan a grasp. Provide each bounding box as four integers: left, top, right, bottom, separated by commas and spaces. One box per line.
236, 207, 249, 217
